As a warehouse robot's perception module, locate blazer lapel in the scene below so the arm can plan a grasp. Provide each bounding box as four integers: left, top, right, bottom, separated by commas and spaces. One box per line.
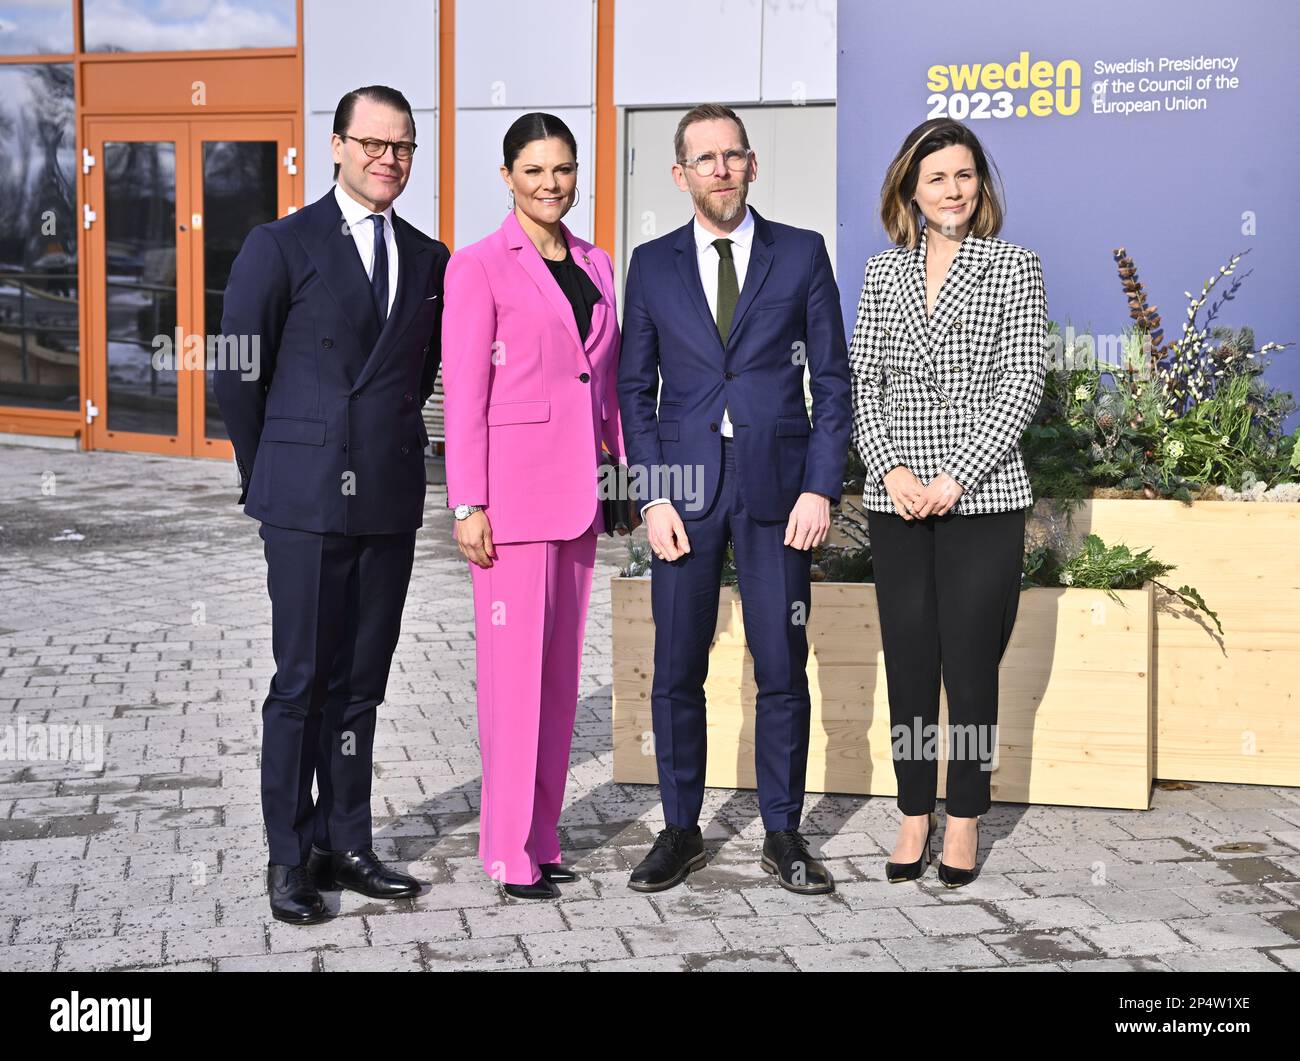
672, 220, 724, 354
504, 211, 590, 365
927, 233, 992, 352
724, 207, 774, 346
297, 189, 381, 353
561, 224, 609, 356
897, 229, 933, 377
352, 213, 432, 391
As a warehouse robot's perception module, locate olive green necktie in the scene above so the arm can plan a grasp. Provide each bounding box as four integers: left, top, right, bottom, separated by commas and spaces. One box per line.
712, 238, 738, 345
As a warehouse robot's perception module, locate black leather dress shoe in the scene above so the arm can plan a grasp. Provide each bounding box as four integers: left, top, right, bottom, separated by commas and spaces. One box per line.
538, 862, 577, 883
627, 824, 706, 892
307, 845, 423, 899
885, 812, 936, 883
502, 877, 560, 900
267, 862, 328, 925
762, 829, 835, 894
937, 818, 980, 889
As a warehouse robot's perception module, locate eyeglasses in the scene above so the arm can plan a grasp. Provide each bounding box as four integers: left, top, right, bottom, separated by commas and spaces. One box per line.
679, 149, 752, 176
340, 134, 417, 162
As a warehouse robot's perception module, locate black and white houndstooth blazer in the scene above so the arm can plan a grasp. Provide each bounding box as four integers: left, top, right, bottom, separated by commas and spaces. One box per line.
848, 227, 1049, 515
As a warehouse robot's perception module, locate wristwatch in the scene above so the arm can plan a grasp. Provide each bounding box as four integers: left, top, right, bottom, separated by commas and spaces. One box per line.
453, 504, 482, 520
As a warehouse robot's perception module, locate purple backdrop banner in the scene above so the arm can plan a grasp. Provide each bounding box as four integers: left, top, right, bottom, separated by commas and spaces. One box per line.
836, 0, 1299, 428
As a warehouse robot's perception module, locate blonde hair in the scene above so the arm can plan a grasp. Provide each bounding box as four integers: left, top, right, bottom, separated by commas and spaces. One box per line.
879, 118, 1004, 247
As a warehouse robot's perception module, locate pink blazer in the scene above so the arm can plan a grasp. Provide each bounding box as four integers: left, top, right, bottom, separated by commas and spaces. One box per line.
442, 211, 624, 544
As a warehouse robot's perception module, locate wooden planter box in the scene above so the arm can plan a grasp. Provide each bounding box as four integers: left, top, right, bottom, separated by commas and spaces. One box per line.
1028, 498, 1300, 787
611, 577, 1155, 811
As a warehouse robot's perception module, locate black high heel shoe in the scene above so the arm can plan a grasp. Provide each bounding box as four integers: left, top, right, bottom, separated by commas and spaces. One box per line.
539, 862, 577, 883
885, 812, 935, 883
502, 877, 560, 900
937, 817, 980, 889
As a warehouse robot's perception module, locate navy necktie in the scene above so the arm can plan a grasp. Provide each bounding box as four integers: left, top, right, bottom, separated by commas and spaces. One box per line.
369, 213, 389, 326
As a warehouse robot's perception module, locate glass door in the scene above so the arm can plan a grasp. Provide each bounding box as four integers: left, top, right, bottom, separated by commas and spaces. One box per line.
84, 117, 295, 456
85, 120, 191, 454
191, 119, 293, 459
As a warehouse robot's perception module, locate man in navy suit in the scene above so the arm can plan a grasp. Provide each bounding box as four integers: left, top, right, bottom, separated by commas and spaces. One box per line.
617, 104, 851, 895
214, 86, 448, 924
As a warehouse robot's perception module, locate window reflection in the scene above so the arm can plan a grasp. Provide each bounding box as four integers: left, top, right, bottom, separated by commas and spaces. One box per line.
0, 2, 74, 55
0, 63, 78, 412
84, 0, 296, 53
103, 140, 177, 437
202, 140, 278, 441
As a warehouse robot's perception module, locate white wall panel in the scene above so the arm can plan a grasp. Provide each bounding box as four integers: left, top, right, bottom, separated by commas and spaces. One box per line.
455, 107, 594, 247
456, 0, 595, 108
304, 0, 439, 111
614, 0, 763, 106
760, 0, 836, 102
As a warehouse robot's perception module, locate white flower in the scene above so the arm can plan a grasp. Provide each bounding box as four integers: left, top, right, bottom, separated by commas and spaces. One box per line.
1219, 436, 1230, 447
1073, 385, 1090, 401
1165, 439, 1185, 460
1061, 570, 1075, 586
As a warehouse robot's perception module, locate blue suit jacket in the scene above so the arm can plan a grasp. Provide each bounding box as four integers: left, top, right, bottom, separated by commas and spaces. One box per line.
617, 207, 851, 522
214, 187, 449, 535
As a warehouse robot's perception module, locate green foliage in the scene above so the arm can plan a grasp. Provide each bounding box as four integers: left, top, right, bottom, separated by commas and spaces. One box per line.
1028, 256, 1295, 499
1027, 533, 1223, 635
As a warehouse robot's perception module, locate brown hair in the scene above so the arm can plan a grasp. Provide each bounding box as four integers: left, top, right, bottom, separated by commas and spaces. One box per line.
879, 118, 1004, 247
332, 85, 417, 182
673, 103, 751, 164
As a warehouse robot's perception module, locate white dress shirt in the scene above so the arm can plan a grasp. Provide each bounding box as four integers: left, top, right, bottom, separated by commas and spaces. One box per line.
643, 207, 753, 516
334, 182, 398, 316
694, 206, 753, 437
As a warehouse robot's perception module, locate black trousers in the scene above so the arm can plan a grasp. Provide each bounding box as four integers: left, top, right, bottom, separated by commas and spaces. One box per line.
866, 506, 1025, 817
258, 523, 416, 865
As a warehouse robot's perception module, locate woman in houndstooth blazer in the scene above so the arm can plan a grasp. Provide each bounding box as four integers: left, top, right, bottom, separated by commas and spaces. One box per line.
848, 118, 1048, 889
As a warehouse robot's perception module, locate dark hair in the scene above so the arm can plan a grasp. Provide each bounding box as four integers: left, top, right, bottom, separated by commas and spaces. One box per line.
879, 118, 1004, 247
502, 112, 578, 170
332, 85, 417, 181
674, 103, 750, 164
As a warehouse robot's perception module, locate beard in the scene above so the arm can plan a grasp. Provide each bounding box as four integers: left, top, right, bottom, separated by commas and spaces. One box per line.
692, 177, 749, 225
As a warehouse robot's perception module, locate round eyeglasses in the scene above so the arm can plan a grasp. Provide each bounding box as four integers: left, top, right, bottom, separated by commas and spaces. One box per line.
340, 134, 417, 162
680, 149, 752, 176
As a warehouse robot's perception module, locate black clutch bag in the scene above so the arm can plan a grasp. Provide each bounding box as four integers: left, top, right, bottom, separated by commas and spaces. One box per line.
600, 453, 633, 536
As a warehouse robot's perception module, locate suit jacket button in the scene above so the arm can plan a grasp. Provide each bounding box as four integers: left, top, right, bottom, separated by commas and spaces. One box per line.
403, 392, 414, 403
342, 442, 348, 450
709, 422, 718, 432
349, 393, 359, 401
579, 373, 590, 383
400, 444, 409, 455
322, 338, 333, 348
724, 371, 735, 380
953, 319, 963, 331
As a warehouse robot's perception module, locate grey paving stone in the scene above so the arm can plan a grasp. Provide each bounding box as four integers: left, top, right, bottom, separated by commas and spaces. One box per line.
784, 939, 903, 971
0, 944, 59, 971
521, 927, 629, 966
4, 444, 1300, 972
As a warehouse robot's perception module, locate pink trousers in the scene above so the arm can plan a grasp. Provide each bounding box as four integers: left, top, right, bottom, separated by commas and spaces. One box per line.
468, 527, 598, 884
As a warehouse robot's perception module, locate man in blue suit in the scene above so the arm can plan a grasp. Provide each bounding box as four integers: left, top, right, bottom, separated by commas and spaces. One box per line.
618, 104, 851, 895
214, 86, 448, 924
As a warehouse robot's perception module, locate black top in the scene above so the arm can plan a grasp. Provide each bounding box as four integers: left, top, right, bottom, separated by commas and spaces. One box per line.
543, 239, 604, 342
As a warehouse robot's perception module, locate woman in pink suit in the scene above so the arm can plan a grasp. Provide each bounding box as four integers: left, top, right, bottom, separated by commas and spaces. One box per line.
442, 113, 626, 900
